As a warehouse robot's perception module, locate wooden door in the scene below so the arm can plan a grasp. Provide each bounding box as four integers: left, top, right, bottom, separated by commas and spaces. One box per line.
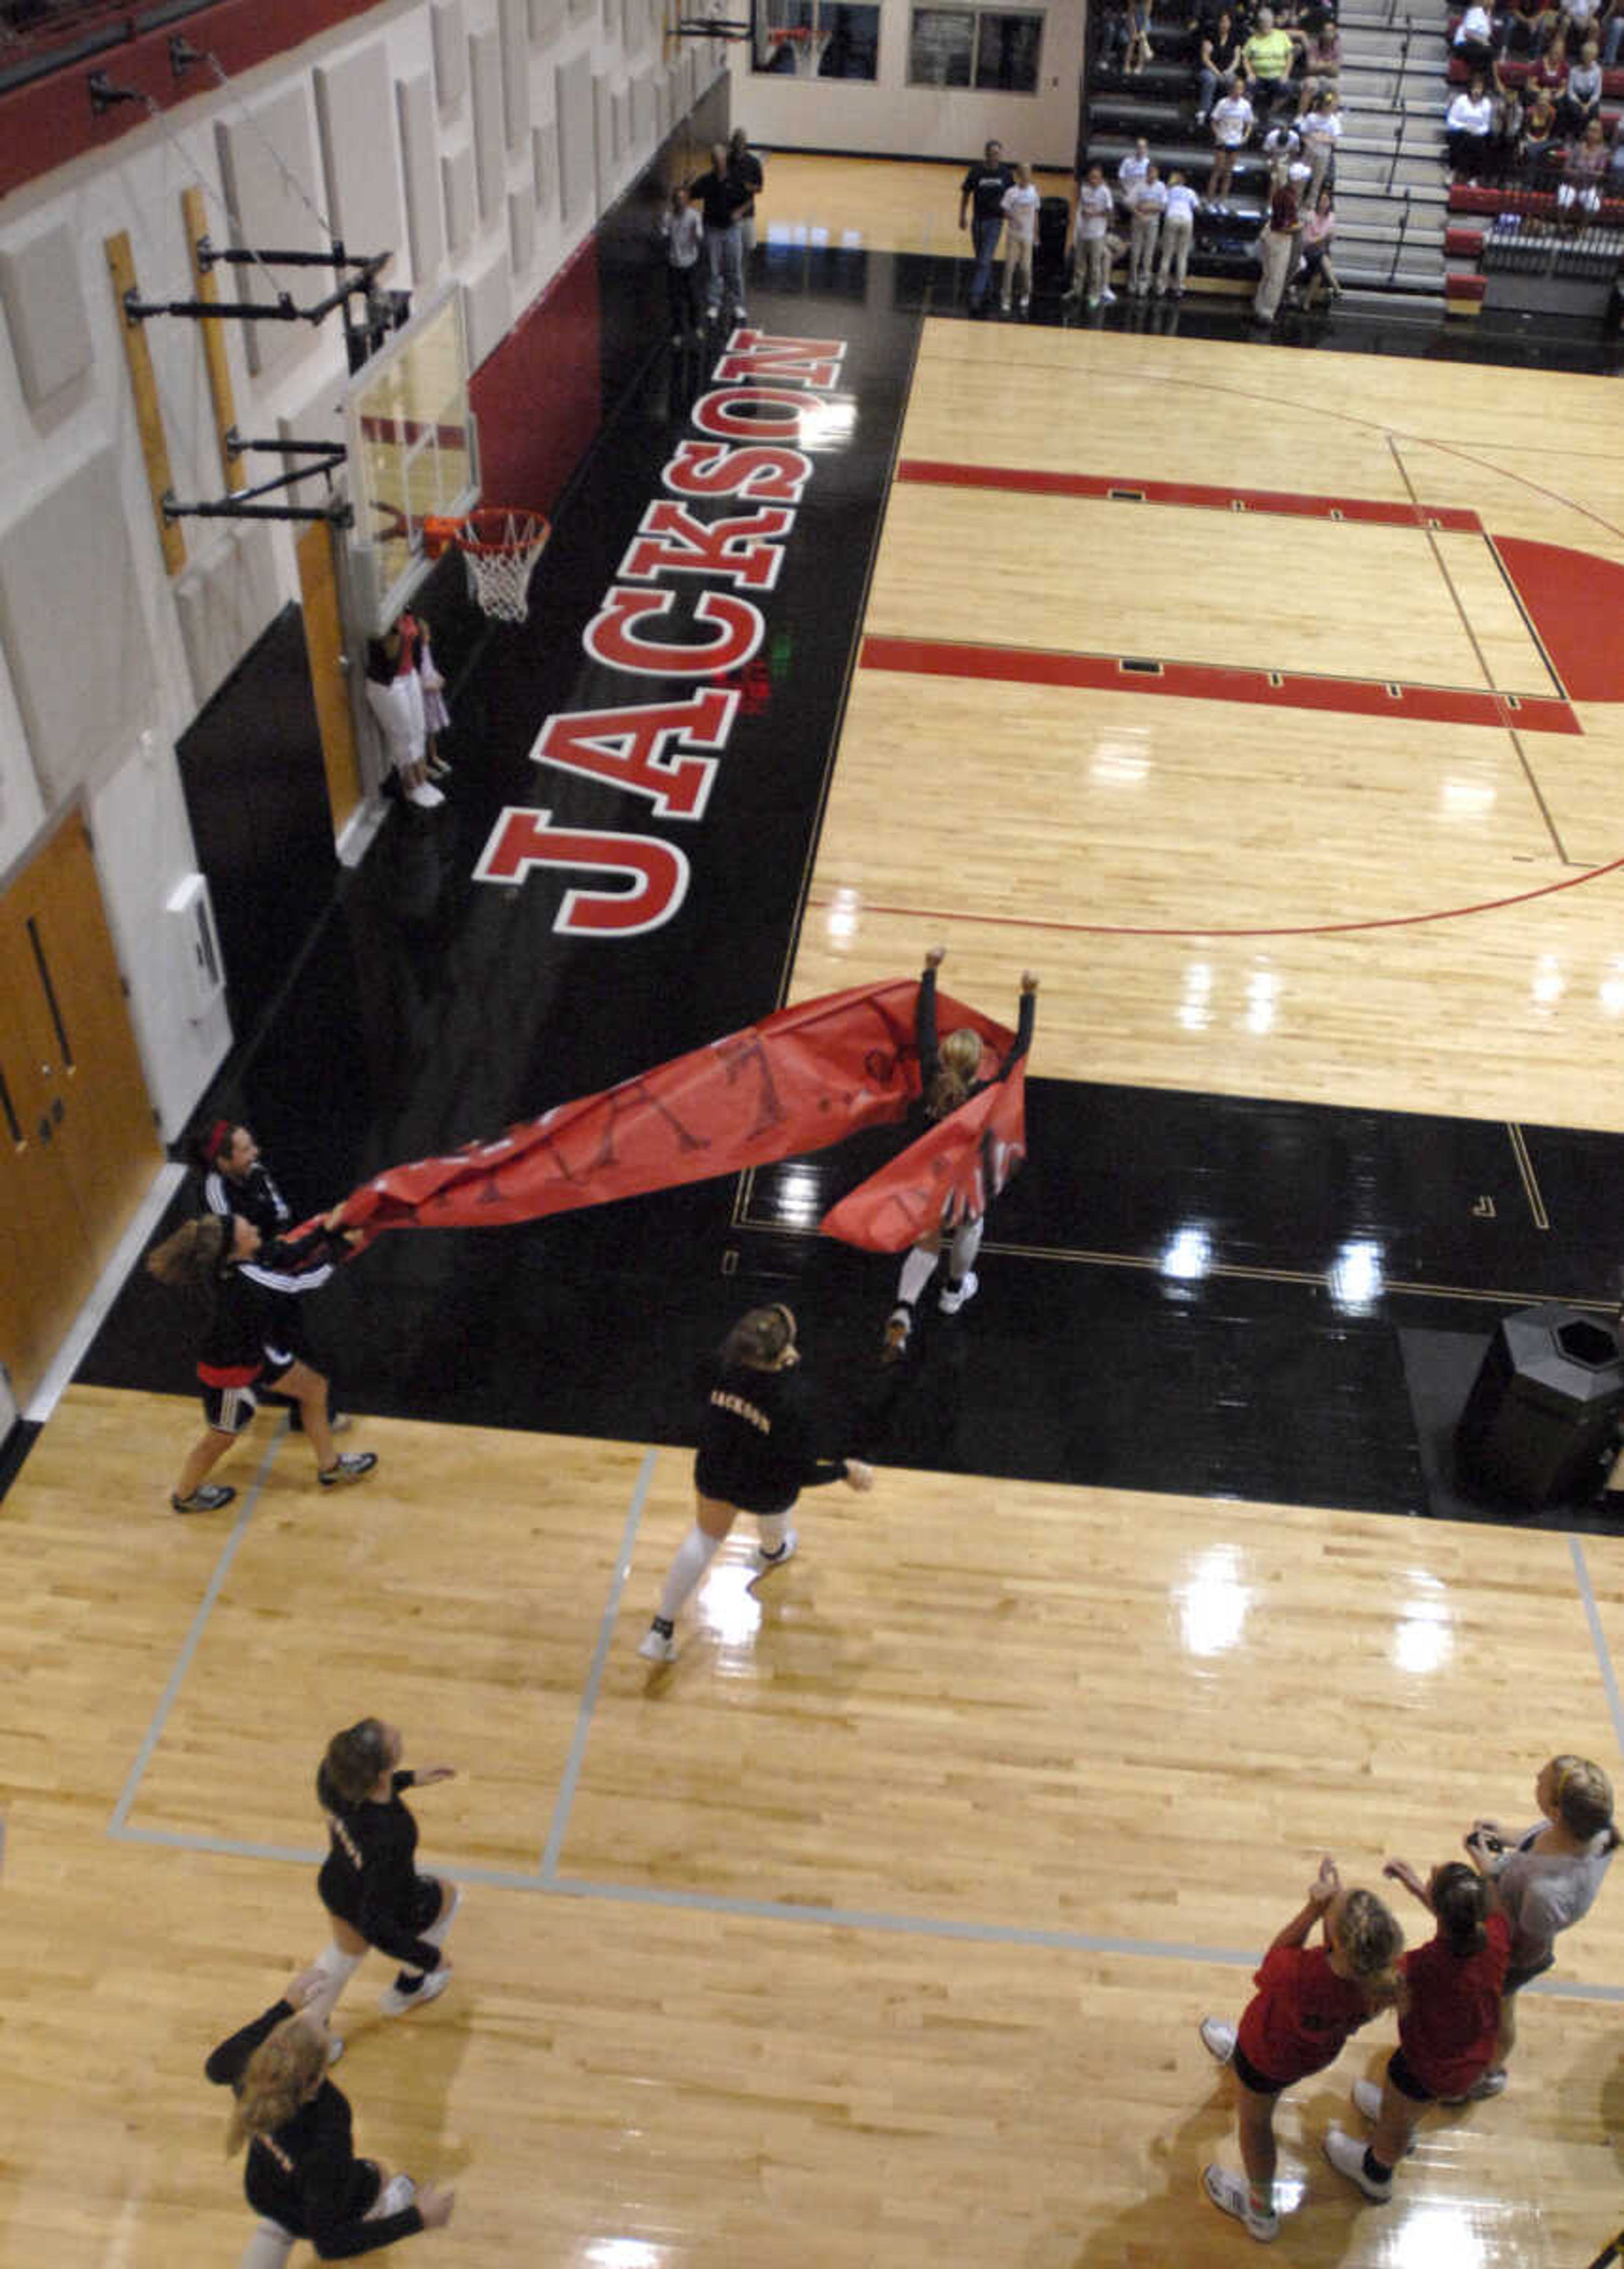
0, 813, 163, 1405
297, 518, 364, 835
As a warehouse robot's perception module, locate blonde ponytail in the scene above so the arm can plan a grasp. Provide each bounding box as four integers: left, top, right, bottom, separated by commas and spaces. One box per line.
225, 2019, 324, 2156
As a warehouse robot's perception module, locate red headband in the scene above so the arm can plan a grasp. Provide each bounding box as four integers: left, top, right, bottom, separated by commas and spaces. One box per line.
203, 1117, 235, 1165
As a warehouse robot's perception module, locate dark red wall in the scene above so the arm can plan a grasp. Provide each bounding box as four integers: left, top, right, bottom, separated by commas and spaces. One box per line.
468, 236, 603, 521
0, 0, 384, 201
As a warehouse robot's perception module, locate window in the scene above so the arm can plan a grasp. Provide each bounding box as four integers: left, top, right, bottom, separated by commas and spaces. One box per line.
753, 0, 881, 80
909, 5, 1043, 90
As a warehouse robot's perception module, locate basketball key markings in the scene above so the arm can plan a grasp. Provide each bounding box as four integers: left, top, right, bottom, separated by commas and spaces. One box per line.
473, 330, 849, 937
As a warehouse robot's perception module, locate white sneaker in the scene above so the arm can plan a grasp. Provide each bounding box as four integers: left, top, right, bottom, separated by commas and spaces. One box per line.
638, 1619, 678, 1663
1203, 2165, 1279, 2242
1100, 287, 1118, 303
881, 1306, 912, 1362
1323, 2125, 1392, 2201
752, 1527, 798, 1577
938, 1270, 978, 1316
378, 1966, 452, 2018
1199, 2016, 1237, 2065
407, 783, 444, 808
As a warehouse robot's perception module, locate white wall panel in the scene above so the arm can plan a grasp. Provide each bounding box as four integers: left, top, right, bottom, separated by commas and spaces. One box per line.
315, 42, 404, 268
443, 143, 478, 254
461, 247, 513, 369
532, 121, 559, 216
173, 523, 283, 711
431, 0, 469, 107
214, 87, 329, 378
0, 223, 94, 411
555, 55, 595, 223
499, 0, 532, 148
397, 71, 447, 282
469, 27, 507, 221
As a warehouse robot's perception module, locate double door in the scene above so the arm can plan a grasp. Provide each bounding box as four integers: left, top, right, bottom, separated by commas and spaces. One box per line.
0, 813, 163, 1406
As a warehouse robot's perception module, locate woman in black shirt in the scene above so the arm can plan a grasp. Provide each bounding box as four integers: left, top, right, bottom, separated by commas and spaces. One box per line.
312, 1718, 461, 2018
208, 1967, 454, 2261
146, 1211, 377, 1512
637, 1304, 874, 1663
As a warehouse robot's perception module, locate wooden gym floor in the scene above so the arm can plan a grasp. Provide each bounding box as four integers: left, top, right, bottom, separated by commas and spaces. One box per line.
13, 221, 1624, 2266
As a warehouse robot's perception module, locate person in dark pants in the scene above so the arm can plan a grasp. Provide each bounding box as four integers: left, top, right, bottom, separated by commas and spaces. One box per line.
659, 182, 705, 346
957, 138, 1014, 311
208, 1964, 455, 2263
637, 1303, 875, 1663
690, 143, 749, 323
310, 1717, 462, 2019
728, 124, 764, 261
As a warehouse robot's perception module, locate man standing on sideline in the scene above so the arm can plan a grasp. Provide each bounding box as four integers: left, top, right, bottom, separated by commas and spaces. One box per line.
958, 138, 1013, 313
728, 126, 764, 262
691, 143, 749, 324
1252, 168, 1302, 322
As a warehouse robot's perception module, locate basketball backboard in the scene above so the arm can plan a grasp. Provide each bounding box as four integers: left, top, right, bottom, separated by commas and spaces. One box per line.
343, 282, 480, 635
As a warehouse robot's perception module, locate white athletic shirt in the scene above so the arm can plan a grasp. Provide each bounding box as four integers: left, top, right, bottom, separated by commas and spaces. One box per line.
1076, 182, 1115, 239
1001, 182, 1041, 243
1447, 90, 1495, 132
1130, 179, 1169, 218
1213, 94, 1256, 147
1163, 182, 1200, 225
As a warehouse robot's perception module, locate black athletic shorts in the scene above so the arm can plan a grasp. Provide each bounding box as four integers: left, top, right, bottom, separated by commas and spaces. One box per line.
1503, 1949, 1555, 1995
1232, 2040, 1287, 2096
1387, 2046, 1435, 2104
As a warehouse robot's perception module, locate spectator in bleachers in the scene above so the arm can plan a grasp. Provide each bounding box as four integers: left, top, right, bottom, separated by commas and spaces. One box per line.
1300, 90, 1343, 201
1262, 117, 1304, 184
1064, 162, 1119, 307
1243, 5, 1300, 118
1603, 0, 1624, 65
1519, 85, 1563, 165
1252, 168, 1303, 317
1608, 106, 1624, 173
1454, 0, 1499, 70
1297, 187, 1341, 302
1527, 27, 1572, 101
1296, 7, 1342, 108
1446, 72, 1499, 172
1556, 35, 1604, 129
1126, 0, 1155, 73
1117, 135, 1153, 214
1561, 0, 1603, 47
1505, 0, 1559, 53
1157, 168, 1201, 291
1209, 75, 1257, 207
1127, 162, 1168, 289
1558, 111, 1612, 201
1197, 9, 1243, 122
1490, 71, 1525, 176
1097, 0, 1131, 73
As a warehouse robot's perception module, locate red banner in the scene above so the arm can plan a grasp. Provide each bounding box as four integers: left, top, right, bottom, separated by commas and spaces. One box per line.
825, 1058, 1027, 1252
335, 978, 1021, 1244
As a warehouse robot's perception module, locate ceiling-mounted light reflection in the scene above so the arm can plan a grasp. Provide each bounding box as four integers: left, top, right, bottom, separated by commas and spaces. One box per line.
1244, 966, 1277, 1036
795, 395, 854, 448
1328, 1238, 1384, 1315
1391, 1573, 1454, 1676
1440, 776, 1497, 819
581, 2241, 670, 2269
1178, 961, 1213, 1032
825, 886, 861, 946
1601, 959, 1624, 1017
1174, 1543, 1253, 1658
1089, 736, 1150, 787
1383, 2202, 1491, 2269
697, 1550, 763, 1655
1161, 1224, 1212, 1280
774, 1164, 825, 1225
1531, 954, 1564, 1011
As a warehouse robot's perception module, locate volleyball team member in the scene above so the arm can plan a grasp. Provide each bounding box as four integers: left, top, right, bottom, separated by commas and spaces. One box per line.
637, 1304, 875, 1664
207, 1964, 454, 2262
145, 1211, 376, 1512
311, 1719, 461, 2019
194, 1118, 351, 1434
1324, 1853, 1509, 2203
1459, 1751, 1619, 2096
882, 948, 1038, 1360
1199, 1854, 1403, 2244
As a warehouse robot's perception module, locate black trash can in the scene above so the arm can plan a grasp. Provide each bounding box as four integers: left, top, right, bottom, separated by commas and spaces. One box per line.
1036, 193, 1071, 285
1455, 1305, 1624, 1509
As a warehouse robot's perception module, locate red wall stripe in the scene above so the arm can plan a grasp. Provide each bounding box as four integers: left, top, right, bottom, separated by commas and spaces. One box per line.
0, 0, 387, 201
897, 458, 1486, 534
468, 235, 602, 520
859, 634, 1582, 735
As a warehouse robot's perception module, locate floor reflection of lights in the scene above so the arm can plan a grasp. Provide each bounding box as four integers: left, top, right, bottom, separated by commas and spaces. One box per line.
579, 2241, 671, 2269
696, 1547, 765, 1670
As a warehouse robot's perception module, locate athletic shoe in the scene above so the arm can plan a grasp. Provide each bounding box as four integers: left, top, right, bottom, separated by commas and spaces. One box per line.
639, 1618, 678, 1663
1458, 2068, 1509, 2101
1199, 2016, 1237, 2065
319, 1451, 378, 1488
1086, 294, 1101, 308
326, 2033, 346, 2067
1323, 2125, 1392, 2201
938, 1270, 979, 1316
1018, 295, 1030, 310
172, 1484, 236, 1514
427, 759, 453, 780
1100, 287, 1118, 303
378, 1966, 452, 2018
734, 302, 748, 320
328, 1411, 354, 1435
406, 783, 443, 809
881, 1307, 912, 1362
752, 1527, 798, 1577
671, 332, 685, 347
1202, 2165, 1279, 2242
1352, 2077, 1417, 2153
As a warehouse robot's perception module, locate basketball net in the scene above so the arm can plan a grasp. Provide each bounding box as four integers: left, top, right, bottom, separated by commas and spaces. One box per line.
773, 25, 828, 74
421, 508, 551, 625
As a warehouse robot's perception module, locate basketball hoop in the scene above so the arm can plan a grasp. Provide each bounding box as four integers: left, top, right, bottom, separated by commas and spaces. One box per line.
769, 23, 828, 73
420, 507, 551, 624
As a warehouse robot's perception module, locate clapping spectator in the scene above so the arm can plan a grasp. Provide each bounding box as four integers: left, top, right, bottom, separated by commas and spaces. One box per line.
1300, 89, 1343, 201
1209, 75, 1256, 207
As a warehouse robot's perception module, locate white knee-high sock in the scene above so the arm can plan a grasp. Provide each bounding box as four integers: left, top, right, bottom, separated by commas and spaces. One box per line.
308, 1944, 364, 2021
897, 1245, 939, 1308
656, 1526, 722, 1623
757, 1512, 789, 1553
421, 1890, 458, 1950
239, 2219, 296, 2269
947, 1216, 984, 1281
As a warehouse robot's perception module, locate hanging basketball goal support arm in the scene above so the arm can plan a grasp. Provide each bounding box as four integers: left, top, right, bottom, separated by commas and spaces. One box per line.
122, 243, 390, 328
161, 433, 353, 527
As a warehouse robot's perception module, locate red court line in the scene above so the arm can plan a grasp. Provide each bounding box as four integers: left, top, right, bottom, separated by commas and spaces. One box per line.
860, 635, 1581, 736
807, 854, 1624, 940
897, 459, 1486, 533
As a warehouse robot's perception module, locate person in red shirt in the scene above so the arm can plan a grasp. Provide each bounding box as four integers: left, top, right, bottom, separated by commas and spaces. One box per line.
1199, 1855, 1404, 2242
1323, 1856, 1509, 2202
